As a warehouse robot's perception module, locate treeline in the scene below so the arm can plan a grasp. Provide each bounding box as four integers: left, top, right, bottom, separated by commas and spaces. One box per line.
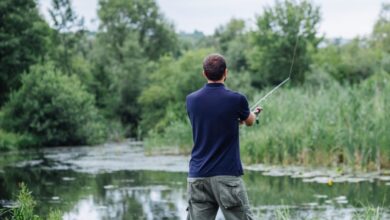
0, 0, 181, 148
0, 0, 389, 164
143, 1, 390, 170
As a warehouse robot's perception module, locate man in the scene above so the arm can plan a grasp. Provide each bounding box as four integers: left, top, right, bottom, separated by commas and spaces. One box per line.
186, 54, 261, 220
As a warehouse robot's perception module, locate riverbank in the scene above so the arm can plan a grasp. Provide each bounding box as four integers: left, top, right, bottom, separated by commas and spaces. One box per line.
3, 141, 389, 186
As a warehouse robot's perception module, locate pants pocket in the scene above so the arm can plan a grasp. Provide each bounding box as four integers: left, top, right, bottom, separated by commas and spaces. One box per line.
218, 179, 243, 209
188, 179, 208, 203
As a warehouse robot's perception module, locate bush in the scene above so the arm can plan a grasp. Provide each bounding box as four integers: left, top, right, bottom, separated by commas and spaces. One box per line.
1, 64, 106, 147
314, 39, 379, 84
145, 120, 192, 154
139, 49, 212, 134
0, 130, 38, 151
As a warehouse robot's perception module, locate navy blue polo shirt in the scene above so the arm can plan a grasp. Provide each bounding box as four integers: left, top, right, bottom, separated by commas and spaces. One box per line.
186, 83, 250, 177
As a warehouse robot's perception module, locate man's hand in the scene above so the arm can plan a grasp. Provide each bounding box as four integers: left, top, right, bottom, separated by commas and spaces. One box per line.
254, 107, 263, 116
241, 106, 263, 126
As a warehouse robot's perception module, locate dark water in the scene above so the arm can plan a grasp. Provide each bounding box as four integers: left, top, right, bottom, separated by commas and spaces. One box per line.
0, 142, 389, 220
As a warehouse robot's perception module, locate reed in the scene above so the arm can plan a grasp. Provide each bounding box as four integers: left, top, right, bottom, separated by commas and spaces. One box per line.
145, 72, 390, 170
352, 206, 383, 220
241, 72, 390, 170
0, 183, 61, 220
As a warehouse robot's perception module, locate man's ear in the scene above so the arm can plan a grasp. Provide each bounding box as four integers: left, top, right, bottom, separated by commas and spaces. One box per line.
202, 71, 208, 79
224, 68, 228, 80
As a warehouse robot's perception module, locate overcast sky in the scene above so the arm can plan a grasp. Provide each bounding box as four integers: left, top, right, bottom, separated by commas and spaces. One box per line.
39, 0, 385, 38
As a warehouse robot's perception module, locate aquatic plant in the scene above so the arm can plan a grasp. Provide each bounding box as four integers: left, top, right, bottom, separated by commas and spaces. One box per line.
274, 206, 291, 220
0, 183, 61, 220
353, 205, 384, 220
240, 72, 390, 170
352, 204, 384, 220
145, 72, 390, 171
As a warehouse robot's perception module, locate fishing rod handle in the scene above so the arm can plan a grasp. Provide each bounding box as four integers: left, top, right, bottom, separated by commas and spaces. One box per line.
254, 107, 263, 116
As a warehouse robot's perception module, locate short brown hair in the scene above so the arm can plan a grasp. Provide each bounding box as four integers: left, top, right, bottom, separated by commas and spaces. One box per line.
203, 54, 227, 81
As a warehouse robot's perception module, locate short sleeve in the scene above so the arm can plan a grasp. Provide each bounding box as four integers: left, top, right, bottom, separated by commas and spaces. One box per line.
185, 96, 191, 117
238, 95, 250, 121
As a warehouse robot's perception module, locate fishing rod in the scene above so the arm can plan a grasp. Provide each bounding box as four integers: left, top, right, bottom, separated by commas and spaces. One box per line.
250, 35, 299, 112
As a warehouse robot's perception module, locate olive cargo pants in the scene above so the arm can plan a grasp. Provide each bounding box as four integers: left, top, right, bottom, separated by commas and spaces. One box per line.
187, 176, 255, 220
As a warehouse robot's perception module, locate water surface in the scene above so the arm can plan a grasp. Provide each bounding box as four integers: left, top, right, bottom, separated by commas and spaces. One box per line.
0, 141, 389, 219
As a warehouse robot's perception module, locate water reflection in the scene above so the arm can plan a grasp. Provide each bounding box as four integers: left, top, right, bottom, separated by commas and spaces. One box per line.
0, 144, 389, 219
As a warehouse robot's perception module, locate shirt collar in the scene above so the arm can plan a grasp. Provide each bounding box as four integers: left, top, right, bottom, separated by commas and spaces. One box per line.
205, 83, 225, 88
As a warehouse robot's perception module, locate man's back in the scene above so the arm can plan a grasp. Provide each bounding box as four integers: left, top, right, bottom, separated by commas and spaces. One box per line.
186, 83, 250, 177
185, 54, 256, 220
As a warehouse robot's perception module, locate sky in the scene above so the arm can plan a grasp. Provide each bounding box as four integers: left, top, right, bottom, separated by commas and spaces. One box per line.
38, 0, 385, 39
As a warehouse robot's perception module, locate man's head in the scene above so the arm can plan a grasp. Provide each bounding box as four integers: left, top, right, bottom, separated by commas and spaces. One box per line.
203, 54, 227, 81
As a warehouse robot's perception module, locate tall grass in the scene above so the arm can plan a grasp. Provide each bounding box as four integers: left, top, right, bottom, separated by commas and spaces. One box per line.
269, 206, 384, 220
352, 206, 383, 220
145, 72, 390, 170
0, 183, 61, 220
274, 206, 292, 220
241, 72, 390, 170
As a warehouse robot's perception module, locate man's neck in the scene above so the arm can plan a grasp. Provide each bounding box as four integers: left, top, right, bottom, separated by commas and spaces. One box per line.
207, 79, 224, 84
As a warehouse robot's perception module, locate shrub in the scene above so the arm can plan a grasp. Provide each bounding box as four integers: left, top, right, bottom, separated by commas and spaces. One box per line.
0, 130, 38, 151
139, 49, 212, 134
145, 120, 192, 154
1, 64, 106, 146
313, 39, 379, 84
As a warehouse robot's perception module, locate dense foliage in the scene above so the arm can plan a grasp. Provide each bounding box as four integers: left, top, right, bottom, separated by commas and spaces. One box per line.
1, 64, 105, 146
248, 0, 321, 88
139, 49, 210, 134
0, 0, 51, 104
143, 1, 390, 171
0, 0, 389, 171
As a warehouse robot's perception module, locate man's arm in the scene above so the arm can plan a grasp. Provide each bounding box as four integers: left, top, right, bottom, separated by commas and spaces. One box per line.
243, 112, 256, 126
243, 107, 262, 126
240, 107, 263, 126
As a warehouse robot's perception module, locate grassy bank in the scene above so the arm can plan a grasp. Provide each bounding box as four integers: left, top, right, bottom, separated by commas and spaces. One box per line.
145, 72, 390, 171
0, 183, 61, 220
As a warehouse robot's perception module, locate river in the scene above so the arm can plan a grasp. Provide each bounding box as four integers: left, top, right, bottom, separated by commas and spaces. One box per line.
0, 140, 389, 219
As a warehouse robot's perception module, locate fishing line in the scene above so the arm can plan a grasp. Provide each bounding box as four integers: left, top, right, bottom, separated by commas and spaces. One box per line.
250, 34, 299, 112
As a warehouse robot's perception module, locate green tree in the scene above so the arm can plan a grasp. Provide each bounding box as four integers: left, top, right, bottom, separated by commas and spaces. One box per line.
90, 0, 179, 135
0, 0, 50, 104
139, 49, 211, 134
214, 19, 246, 53
248, 0, 321, 88
178, 30, 217, 52
98, 0, 179, 60
1, 64, 106, 146
372, 3, 390, 74
49, 0, 86, 75
89, 32, 146, 135
214, 19, 250, 71
372, 3, 390, 54
313, 38, 378, 83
